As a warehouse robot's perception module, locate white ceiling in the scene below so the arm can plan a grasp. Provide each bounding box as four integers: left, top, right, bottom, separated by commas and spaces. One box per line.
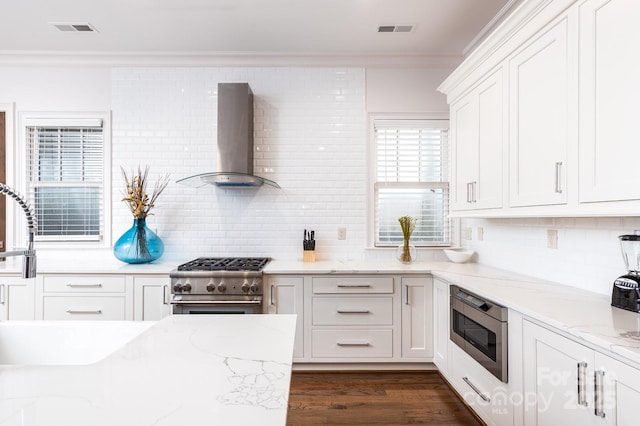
0, 0, 513, 63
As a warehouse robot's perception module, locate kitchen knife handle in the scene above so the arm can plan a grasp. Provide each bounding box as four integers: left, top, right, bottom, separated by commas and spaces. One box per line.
594, 370, 606, 418
577, 362, 588, 407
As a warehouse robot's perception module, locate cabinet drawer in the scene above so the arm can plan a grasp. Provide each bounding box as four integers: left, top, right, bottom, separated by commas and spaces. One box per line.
450, 344, 513, 426
312, 277, 393, 294
311, 329, 393, 358
312, 297, 393, 325
43, 296, 126, 320
43, 275, 126, 293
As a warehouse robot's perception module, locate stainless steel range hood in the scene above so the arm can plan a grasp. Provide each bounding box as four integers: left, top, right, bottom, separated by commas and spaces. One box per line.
177, 83, 280, 189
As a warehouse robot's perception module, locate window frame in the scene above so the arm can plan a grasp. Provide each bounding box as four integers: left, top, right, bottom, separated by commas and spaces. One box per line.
18, 111, 112, 249
368, 113, 452, 248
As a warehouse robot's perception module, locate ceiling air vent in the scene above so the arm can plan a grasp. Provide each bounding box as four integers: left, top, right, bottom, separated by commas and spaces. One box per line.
377, 25, 415, 33
51, 22, 98, 32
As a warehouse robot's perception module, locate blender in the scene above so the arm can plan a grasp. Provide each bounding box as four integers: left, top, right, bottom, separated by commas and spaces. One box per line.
612, 230, 640, 312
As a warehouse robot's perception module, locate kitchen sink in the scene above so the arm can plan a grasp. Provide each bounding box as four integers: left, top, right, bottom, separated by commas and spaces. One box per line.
0, 320, 155, 366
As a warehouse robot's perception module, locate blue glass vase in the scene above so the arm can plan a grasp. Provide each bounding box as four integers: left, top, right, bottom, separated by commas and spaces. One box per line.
114, 219, 164, 264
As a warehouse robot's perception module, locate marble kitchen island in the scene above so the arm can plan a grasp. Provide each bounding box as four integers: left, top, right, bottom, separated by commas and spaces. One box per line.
0, 315, 297, 426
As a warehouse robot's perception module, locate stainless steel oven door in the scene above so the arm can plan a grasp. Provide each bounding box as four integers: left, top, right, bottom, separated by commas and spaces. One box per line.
450, 286, 508, 383
171, 296, 263, 315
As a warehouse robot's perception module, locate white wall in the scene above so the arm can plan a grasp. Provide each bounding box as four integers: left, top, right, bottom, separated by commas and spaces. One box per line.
462, 217, 640, 295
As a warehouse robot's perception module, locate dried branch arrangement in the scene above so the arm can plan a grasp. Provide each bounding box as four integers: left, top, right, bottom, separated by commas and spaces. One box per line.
121, 166, 170, 219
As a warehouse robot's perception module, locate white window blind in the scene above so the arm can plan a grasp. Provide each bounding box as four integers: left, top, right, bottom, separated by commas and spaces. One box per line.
374, 119, 450, 247
25, 121, 104, 241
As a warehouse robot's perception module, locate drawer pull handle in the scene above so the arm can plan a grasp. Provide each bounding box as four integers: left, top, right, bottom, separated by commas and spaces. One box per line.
337, 284, 371, 288
594, 370, 606, 418
336, 309, 371, 314
337, 341, 371, 347
577, 362, 588, 407
66, 308, 103, 314
462, 377, 490, 403
66, 283, 103, 288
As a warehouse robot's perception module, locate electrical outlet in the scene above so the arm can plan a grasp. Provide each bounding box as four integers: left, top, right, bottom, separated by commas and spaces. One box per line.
337, 227, 347, 240
464, 227, 472, 240
477, 227, 484, 241
547, 229, 558, 249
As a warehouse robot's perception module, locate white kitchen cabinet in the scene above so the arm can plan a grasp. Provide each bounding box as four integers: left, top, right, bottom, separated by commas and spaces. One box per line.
508, 13, 572, 208
0, 276, 35, 320
36, 274, 134, 320
523, 319, 640, 425
433, 278, 450, 374
578, 0, 640, 204
449, 343, 514, 426
401, 276, 433, 358
133, 275, 171, 321
451, 66, 504, 211
266, 275, 304, 360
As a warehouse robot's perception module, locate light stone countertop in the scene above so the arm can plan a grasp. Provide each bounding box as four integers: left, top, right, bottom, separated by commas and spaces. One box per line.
3, 252, 640, 369
0, 315, 297, 426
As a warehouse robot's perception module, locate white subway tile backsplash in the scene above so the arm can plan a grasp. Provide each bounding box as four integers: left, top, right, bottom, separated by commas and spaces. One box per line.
111, 67, 366, 261
463, 217, 640, 295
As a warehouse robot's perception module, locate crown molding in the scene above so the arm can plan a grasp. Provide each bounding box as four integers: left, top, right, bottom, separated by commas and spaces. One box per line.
0, 50, 463, 68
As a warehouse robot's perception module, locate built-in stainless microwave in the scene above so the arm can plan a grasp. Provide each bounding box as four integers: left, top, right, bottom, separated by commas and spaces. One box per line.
450, 285, 508, 383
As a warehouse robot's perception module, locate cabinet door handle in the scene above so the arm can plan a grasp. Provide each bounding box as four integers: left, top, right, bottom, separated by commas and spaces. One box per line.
66, 308, 103, 314
594, 370, 606, 418
462, 377, 490, 402
405, 284, 410, 305
66, 283, 103, 288
337, 284, 371, 288
270, 285, 275, 306
472, 181, 477, 203
163, 285, 169, 305
555, 162, 563, 194
337, 341, 371, 347
577, 362, 588, 407
336, 309, 371, 314
466, 182, 472, 203
0, 284, 5, 304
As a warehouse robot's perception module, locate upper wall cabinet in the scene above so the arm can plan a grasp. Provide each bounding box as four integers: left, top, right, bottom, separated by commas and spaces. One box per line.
578, 0, 640, 204
451, 67, 504, 211
508, 15, 572, 208
439, 0, 640, 217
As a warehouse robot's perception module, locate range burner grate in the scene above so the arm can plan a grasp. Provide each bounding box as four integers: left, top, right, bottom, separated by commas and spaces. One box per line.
177, 257, 270, 272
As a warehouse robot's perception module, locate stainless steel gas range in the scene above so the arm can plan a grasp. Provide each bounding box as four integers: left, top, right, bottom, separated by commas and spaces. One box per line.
169, 257, 269, 314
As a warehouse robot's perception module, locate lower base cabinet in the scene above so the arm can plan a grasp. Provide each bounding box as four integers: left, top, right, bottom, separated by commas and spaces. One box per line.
523, 319, 640, 425
0, 277, 35, 320
401, 277, 433, 358
133, 276, 171, 321
266, 276, 305, 360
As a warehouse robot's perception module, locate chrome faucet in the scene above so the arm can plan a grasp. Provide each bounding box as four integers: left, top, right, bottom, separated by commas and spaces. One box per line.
0, 183, 37, 278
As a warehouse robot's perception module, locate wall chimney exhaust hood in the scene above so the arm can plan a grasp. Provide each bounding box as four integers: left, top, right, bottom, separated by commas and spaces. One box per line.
177, 83, 280, 189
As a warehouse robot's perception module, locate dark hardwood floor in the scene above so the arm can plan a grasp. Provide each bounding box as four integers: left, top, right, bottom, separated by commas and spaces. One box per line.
287, 371, 483, 426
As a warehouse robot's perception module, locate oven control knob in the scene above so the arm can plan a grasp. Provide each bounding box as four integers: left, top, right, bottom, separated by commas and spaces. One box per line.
250, 280, 260, 293
241, 280, 250, 293
217, 281, 227, 293
182, 282, 192, 292
173, 282, 183, 292
206, 280, 216, 292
